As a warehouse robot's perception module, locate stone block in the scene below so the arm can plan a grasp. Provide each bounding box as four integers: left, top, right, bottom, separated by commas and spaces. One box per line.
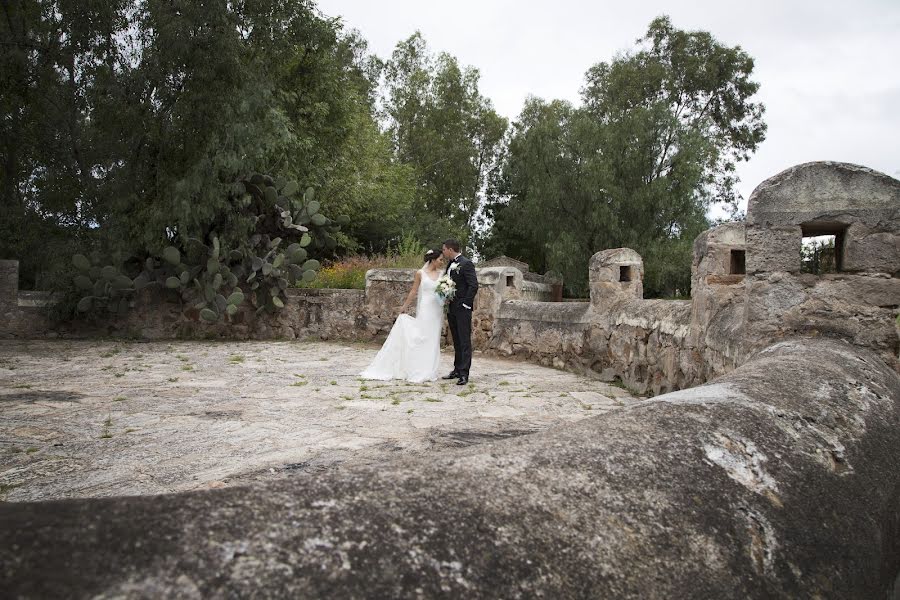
745, 226, 801, 274
843, 223, 900, 273
0, 260, 19, 310
747, 161, 900, 227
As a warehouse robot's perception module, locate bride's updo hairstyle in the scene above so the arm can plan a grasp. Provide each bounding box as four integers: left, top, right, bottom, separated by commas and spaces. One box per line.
424, 248, 441, 263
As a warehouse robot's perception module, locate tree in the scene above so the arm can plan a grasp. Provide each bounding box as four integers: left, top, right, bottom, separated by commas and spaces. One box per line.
382, 33, 507, 250
481, 16, 765, 297
0, 0, 399, 283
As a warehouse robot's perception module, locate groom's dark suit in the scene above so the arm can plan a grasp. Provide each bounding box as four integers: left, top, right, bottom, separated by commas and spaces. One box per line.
445, 254, 479, 378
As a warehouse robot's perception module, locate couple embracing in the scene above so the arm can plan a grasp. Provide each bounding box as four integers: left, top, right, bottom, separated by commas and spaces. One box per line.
360, 239, 478, 385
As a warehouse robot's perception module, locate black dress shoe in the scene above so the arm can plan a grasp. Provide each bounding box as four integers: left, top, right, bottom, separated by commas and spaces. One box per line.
456, 376, 469, 385
442, 372, 459, 380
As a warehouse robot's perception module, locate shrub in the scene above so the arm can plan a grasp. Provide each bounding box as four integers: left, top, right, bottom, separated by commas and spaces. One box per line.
297, 241, 433, 290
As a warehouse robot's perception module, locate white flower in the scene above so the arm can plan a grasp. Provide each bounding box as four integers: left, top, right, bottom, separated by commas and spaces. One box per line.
448, 262, 460, 273
435, 274, 457, 303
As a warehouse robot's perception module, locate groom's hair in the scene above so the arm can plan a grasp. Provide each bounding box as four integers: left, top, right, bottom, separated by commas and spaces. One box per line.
442, 239, 461, 252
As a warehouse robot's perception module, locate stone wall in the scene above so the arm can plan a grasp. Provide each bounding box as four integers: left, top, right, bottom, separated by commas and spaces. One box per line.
0, 260, 55, 339
520, 279, 553, 301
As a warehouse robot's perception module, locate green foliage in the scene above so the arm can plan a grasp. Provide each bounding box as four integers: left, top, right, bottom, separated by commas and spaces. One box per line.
70, 175, 335, 322
0, 0, 384, 286
383, 33, 508, 249
480, 16, 765, 297
800, 237, 837, 275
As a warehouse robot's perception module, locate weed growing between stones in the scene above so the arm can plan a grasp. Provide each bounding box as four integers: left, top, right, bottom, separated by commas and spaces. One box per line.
114, 396, 126, 402
290, 381, 308, 387
100, 415, 113, 439
229, 355, 245, 363
26, 447, 38, 454
167, 377, 178, 383
0, 482, 22, 500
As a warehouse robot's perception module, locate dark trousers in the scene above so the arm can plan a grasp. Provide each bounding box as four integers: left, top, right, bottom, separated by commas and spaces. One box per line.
447, 306, 473, 375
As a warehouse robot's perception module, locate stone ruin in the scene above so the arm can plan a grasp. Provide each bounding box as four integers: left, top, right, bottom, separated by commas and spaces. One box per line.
1, 161, 899, 597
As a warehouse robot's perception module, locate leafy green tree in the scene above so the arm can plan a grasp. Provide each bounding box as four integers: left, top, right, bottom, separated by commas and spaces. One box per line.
383, 33, 507, 250
0, 0, 401, 284
482, 16, 765, 297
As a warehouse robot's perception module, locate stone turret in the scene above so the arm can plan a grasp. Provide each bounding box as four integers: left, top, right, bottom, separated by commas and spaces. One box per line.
589, 248, 643, 311
743, 161, 900, 366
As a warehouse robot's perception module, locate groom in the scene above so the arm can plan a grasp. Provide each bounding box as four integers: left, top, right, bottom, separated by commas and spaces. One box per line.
441, 239, 479, 385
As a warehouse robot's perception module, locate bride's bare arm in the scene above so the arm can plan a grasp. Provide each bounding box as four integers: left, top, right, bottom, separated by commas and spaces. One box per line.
399, 270, 421, 313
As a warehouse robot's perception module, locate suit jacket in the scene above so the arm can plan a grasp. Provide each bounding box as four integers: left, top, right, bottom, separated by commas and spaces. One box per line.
445, 254, 478, 313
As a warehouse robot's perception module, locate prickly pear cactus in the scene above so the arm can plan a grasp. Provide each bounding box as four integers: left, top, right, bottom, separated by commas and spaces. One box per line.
70, 174, 345, 323
71, 251, 150, 315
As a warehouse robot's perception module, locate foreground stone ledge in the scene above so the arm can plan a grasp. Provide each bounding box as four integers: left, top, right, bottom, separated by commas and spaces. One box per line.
2, 338, 898, 598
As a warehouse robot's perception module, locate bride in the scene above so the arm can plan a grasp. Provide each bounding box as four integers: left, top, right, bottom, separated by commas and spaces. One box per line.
360, 248, 446, 383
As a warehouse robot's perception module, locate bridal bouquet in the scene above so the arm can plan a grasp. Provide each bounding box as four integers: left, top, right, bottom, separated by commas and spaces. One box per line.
435, 274, 456, 304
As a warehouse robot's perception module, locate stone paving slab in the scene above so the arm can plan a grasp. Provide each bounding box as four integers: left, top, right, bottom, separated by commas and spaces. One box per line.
0, 340, 639, 501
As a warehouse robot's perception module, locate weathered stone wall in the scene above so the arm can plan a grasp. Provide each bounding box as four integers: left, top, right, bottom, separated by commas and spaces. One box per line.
520, 279, 553, 301
743, 161, 899, 369
484, 162, 899, 393
688, 222, 747, 380
488, 297, 697, 396
0, 260, 55, 339
486, 248, 699, 396
3, 338, 897, 598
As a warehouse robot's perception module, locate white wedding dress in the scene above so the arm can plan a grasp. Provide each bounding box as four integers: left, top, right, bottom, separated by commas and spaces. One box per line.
360, 267, 444, 383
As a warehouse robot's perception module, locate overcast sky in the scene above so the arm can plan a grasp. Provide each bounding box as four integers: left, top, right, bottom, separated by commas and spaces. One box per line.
316, 0, 899, 214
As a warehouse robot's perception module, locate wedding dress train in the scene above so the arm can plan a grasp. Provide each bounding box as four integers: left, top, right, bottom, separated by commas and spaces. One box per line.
359, 268, 444, 383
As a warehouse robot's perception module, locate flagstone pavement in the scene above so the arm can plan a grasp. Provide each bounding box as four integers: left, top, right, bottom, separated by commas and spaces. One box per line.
0, 339, 639, 502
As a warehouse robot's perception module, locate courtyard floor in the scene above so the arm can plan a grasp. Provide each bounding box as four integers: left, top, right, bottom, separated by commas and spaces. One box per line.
0, 339, 638, 502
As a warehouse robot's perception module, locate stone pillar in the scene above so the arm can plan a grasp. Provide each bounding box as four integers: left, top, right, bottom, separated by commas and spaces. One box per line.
688, 224, 747, 378
589, 248, 643, 311
470, 267, 522, 350
0, 260, 19, 311
0, 260, 20, 337
475, 266, 523, 301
